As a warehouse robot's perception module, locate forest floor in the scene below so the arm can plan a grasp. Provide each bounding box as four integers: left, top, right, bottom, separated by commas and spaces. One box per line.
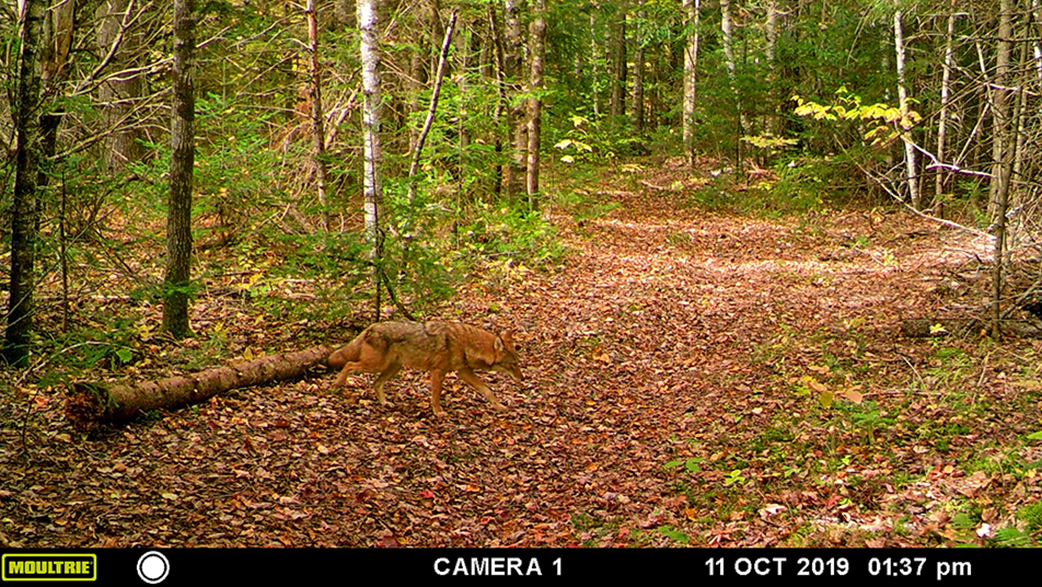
2, 160, 1042, 548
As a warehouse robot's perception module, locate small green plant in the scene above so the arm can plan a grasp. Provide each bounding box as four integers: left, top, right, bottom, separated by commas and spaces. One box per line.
665, 457, 704, 473
657, 525, 690, 544
848, 403, 894, 444
1016, 500, 1042, 534
992, 526, 1034, 547
723, 469, 747, 487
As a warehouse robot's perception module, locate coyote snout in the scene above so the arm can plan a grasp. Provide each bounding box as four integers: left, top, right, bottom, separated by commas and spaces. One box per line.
327, 321, 522, 416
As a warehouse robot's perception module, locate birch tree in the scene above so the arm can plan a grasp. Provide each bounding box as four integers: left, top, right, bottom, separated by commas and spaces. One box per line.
526, 0, 546, 202
894, 7, 920, 208
682, 0, 701, 167
935, 1, 958, 208
358, 0, 386, 318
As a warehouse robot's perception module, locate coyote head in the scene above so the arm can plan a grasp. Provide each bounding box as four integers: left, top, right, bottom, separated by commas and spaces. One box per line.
493, 331, 524, 382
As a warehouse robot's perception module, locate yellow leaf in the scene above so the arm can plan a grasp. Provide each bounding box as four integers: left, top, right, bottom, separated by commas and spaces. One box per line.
819, 390, 834, 408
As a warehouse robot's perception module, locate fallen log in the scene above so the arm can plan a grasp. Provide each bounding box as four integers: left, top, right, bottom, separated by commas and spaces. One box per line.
899, 318, 1042, 339
65, 344, 335, 430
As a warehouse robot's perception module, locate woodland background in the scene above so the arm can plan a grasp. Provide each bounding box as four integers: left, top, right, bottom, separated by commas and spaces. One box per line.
2, 0, 1042, 548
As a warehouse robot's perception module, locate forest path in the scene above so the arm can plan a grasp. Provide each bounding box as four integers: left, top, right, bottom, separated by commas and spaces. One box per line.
420, 173, 984, 546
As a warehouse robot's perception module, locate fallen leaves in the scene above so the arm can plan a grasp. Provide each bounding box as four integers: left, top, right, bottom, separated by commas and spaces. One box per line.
3, 166, 1041, 549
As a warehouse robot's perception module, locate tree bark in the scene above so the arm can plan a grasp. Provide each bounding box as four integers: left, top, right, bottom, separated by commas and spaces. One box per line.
990, 0, 1014, 338
894, 9, 920, 209
609, 4, 627, 121
408, 11, 458, 204
96, 0, 145, 172
590, 13, 602, 119
764, 0, 780, 138
720, 0, 747, 160
306, 0, 330, 230
502, 0, 526, 200
935, 2, 958, 210
358, 0, 385, 319
682, 0, 701, 167
5, 0, 46, 366
162, 0, 196, 339
526, 0, 546, 202
65, 346, 336, 429
630, 0, 645, 135
487, 4, 507, 197
988, 0, 1013, 222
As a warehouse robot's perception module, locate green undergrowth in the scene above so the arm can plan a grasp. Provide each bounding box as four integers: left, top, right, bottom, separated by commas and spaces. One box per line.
662, 332, 1042, 547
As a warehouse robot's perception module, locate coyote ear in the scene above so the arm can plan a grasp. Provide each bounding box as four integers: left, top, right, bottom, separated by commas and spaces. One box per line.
500, 330, 514, 343
494, 335, 505, 353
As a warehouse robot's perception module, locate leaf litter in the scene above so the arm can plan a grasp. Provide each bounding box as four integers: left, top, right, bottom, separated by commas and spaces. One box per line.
2, 165, 1042, 548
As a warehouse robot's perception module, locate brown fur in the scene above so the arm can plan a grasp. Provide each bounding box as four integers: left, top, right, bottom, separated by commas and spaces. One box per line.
328, 321, 523, 416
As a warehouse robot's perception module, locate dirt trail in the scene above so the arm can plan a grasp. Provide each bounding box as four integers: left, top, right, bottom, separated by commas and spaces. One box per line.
1, 176, 1019, 548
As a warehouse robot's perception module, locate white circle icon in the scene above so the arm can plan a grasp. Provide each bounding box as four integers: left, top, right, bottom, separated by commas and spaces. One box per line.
136, 551, 170, 584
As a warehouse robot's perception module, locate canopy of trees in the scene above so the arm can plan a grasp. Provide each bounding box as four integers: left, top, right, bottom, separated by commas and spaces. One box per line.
2, 1, 1040, 358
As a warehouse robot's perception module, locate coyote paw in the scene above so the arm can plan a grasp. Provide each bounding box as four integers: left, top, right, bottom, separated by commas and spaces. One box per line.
492, 403, 508, 412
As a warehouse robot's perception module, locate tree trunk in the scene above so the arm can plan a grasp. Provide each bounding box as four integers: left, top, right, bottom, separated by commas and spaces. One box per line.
1033, 0, 1042, 83
65, 345, 336, 429
487, 4, 507, 197
96, 0, 145, 172
630, 1, 645, 135
526, 0, 546, 202
306, 0, 330, 230
502, 0, 526, 200
682, 0, 701, 167
5, 0, 46, 366
408, 11, 458, 204
990, 0, 1014, 339
988, 0, 1013, 223
935, 1, 957, 210
609, 4, 627, 121
764, 0, 779, 138
162, 0, 196, 339
590, 13, 602, 119
894, 9, 920, 209
720, 0, 746, 160
358, 0, 385, 319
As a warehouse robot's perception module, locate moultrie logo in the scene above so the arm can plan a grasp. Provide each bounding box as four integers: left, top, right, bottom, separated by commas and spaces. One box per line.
2, 553, 97, 581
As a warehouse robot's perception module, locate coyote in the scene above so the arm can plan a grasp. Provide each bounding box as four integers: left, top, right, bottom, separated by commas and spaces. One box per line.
327, 321, 523, 416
